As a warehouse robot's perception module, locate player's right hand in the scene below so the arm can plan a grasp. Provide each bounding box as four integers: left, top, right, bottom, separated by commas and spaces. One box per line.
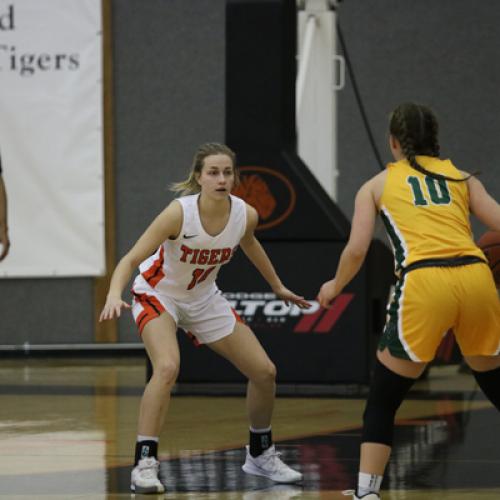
317, 278, 339, 309
99, 296, 131, 321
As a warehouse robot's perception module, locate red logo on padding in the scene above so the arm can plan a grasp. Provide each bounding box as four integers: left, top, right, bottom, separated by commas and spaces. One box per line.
293, 294, 354, 333
233, 166, 296, 230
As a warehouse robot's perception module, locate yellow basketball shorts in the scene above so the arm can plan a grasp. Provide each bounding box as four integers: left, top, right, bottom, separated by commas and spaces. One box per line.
379, 262, 500, 362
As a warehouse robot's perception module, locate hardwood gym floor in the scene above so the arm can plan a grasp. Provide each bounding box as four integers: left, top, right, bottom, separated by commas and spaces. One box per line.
0, 358, 498, 499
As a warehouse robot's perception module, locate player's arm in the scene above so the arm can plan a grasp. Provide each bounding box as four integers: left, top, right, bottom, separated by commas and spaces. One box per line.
466, 174, 500, 231
317, 179, 378, 308
100, 201, 183, 320
239, 204, 310, 308
0, 174, 9, 261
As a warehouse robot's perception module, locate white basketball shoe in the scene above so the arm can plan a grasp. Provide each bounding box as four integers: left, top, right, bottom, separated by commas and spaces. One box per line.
242, 445, 303, 483
130, 457, 165, 494
343, 490, 380, 499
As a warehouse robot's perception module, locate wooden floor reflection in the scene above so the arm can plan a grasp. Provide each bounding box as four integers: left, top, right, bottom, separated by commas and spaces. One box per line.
0, 357, 499, 499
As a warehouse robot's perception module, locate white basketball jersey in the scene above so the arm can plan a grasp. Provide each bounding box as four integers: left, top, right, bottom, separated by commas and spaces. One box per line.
137, 194, 247, 302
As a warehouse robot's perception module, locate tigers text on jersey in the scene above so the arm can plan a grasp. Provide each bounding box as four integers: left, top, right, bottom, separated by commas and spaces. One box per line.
380, 156, 485, 275
137, 194, 247, 302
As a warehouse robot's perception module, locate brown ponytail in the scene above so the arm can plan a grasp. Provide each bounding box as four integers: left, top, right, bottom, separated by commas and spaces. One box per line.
389, 103, 477, 182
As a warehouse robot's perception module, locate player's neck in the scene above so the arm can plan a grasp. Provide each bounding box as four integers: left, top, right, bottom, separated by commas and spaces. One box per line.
198, 192, 230, 218
392, 150, 405, 161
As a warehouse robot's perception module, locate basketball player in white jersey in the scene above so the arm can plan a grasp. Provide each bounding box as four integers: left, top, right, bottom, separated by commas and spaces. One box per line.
100, 143, 310, 494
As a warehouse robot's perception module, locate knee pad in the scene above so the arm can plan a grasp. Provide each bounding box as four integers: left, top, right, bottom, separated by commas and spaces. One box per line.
362, 359, 416, 446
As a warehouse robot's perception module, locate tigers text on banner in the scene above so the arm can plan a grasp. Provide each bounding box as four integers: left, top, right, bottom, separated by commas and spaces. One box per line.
0, 0, 104, 277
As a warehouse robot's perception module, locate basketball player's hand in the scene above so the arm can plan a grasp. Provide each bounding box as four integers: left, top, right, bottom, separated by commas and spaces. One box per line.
0, 228, 9, 261
272, 284, 311, 309
99, 295, 131, 321
317, 279, 339, 309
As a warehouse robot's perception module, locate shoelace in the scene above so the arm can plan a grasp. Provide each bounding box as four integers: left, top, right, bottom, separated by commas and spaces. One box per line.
138, 458, 159, 480
261, 450, 289, 473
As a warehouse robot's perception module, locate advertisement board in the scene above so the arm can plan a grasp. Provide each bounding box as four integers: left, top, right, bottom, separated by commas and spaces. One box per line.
0, 0, 104, 277
176, 242, 376, 384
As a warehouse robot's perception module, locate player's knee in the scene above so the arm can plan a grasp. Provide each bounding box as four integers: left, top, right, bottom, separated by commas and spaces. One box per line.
153, 360, 179, 387
252, 360, 276, 385
361, 359, 415, 446
267, 361, 277, 381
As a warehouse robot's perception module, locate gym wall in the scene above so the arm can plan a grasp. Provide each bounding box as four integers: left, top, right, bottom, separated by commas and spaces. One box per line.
0, 0, 498, 345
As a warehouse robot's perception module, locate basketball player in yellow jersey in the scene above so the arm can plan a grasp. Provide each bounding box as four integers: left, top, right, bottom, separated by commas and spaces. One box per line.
317, 103, 500, 500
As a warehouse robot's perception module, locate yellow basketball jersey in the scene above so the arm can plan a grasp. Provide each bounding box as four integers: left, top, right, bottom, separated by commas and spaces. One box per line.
379, 156, 485, 274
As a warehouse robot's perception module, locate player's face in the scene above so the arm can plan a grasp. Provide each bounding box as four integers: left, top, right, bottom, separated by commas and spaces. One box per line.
198, 154, 235, 197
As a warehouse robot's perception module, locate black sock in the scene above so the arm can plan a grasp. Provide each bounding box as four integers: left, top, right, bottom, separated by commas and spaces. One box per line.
249, 428, 273, 457
472, 365, 500, 411
134, 440, 158, 466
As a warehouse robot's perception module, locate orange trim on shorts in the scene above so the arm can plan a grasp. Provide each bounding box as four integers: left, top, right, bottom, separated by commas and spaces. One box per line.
133, 292, 166, 334
141, 246, 165, 288
185, 331, 202, 347
231, 308, 244, 324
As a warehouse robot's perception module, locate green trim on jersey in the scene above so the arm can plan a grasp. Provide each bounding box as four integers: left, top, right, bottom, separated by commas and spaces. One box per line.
379, 276, 411, 360
380, 208, 406, 272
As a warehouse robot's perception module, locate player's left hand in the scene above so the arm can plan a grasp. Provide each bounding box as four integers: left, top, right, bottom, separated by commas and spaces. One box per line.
272, 284, 311, 309
317, 279, 340, 309
0, 228, 10, 261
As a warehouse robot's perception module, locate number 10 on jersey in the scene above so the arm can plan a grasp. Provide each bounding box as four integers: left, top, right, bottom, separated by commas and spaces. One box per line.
407, 175, 451, 206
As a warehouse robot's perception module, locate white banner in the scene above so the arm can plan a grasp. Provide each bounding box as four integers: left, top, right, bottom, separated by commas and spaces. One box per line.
0, 0, 104, 277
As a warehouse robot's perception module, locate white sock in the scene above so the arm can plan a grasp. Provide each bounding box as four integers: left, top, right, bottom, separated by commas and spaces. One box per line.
358, 471, 382, 496
137, 435, 159, 442
249, 425, 272, 433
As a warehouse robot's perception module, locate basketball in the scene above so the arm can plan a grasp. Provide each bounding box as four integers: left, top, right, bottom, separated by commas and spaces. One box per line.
477, 231, 500, 285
